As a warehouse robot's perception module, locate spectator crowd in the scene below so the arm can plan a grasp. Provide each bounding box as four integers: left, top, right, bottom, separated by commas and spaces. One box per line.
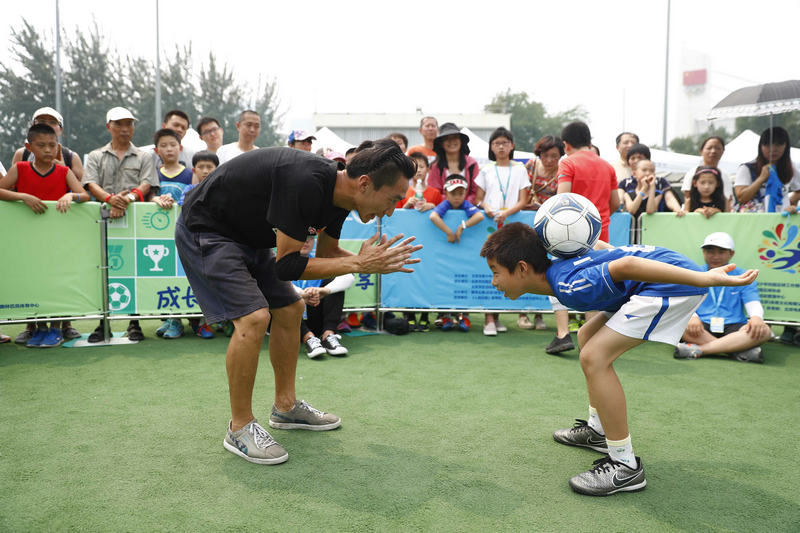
1, 106, 798, 362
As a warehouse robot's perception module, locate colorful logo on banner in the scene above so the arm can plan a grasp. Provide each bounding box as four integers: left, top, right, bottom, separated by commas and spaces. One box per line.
759, 222, 800, 274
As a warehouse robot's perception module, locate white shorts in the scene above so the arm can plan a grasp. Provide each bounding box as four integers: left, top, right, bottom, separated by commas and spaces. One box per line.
549, 295, 568, 312
604, 294, 706, 346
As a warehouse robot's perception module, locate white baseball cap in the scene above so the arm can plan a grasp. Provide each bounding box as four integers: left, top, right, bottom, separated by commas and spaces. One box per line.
702, 232, 735, 251
106, 107, 137, 123
32, 106, 64, 127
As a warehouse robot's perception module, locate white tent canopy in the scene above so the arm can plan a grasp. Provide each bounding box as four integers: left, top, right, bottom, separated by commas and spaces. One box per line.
310, 126, 354, 155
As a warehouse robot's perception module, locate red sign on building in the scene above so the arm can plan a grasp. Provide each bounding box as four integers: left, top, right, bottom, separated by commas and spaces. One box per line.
683, 69, 707, 86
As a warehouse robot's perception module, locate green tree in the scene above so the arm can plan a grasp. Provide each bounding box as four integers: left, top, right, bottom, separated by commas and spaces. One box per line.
734, 113, 800, 148
0, 19, 283, 167
484, 89, 587, 151
668, 124, 729, 154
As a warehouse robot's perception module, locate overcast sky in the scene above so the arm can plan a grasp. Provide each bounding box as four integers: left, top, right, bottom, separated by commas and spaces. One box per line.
3, 0, 798, 154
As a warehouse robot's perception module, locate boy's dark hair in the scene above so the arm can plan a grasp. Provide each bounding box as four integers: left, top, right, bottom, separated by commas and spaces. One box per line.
534, 135, 564, 157
488, 127, 515, 161
346, 138, 416, 189
153, 128, 181, 145
480, 222, 552, 274
192, 150, 219, 167
756, 126, 793, 184
591, 144, 601, 156
196, 117, 221, 135
389, 132, 408, 148
626, 143, 651, 165
561, 121, 592, 149
345, 147, 357, 157
239, 109, 259, 121
163, 109, 190, 125
690, 166, 726, 210
27, 123, 57, 142
408, 151, 429, 169
615, 131, 640, 146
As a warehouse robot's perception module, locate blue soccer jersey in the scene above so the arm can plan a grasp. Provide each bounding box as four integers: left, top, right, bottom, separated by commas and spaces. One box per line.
695, 265, 759, 324
545, 245, 707, 312
158, 166, 194, 202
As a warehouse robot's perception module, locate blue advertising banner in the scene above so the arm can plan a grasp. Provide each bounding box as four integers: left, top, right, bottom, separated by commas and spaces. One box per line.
377, 210, 632, 310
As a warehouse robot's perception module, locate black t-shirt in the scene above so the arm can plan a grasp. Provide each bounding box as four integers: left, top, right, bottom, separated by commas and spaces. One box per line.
181, 147, 348, 249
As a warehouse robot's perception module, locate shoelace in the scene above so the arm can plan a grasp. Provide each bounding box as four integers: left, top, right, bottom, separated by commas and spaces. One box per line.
308, 337, 323, 349
589, 456, 619, 474
250, 423, 276, 448
298, 400, 324, 417
326, 335, 341, 347
569, 419, 590, 432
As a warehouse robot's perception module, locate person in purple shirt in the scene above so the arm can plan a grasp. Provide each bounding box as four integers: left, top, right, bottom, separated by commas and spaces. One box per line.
481, 222, 757, 496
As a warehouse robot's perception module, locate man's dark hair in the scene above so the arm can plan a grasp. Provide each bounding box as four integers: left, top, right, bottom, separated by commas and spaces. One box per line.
163, 109, 190, 125
480, 222, 552, 274
408, 151, 429, 169
346, 138, 416, 189
488, 127, 515, 161
625, 143, 651, 165
389, 132, 409, 148
345, 147, 357, 157
27, 123, 57, 142
153, 128, 181, 145
192, 150, 219, 167
196, 117, 221, 135
419, 116, 438, 128
239, 109, 260, 122
615, 131, 639, 146
561, 121, 592, 149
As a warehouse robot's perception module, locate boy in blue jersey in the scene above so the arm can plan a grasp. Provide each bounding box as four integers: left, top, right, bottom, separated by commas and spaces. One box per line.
675, 232, 771, 363
480, 222, 758, 496
151, 129, 193, 208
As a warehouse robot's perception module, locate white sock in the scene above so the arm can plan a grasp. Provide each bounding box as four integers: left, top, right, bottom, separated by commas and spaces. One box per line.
606, 435, 637, 469
587, 406, 604, 436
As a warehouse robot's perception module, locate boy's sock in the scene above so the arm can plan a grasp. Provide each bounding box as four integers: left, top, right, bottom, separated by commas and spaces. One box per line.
606, 435, 637, 469
587, 406, 604, 435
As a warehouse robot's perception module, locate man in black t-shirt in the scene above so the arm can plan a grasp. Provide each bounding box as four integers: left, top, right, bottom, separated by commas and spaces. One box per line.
176, 139, 419, 465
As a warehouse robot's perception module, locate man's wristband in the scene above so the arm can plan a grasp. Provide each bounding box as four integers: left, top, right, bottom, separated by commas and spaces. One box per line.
104, 194, 112, 203
131, 188, 144, 202
74, 193, 82, 203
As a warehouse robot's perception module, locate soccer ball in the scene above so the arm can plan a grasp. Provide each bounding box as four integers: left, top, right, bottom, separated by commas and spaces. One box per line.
533, 193, 602, 258
108, 282, 132, 311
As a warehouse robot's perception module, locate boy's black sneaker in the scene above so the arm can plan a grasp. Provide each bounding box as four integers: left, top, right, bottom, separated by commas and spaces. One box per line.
545, 334, 575, 354
126, 320, 144, 341
553, 419, 608, 453
569, 456, 646, 496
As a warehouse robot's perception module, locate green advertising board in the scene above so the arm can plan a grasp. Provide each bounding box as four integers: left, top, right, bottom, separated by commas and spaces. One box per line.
339, 240, 378, 308
0, 202, 103, 320
641, 213, 800, 323
106, 203, 199, 316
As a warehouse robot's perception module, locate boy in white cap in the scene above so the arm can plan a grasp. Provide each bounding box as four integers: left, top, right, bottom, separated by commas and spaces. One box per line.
287, 130, 316, 151
674, 231, 772, 363
12, 106, 84, 181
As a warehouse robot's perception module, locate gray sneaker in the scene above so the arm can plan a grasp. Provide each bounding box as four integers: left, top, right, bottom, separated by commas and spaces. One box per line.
545, 334, 575, 355
733, 346, 764, 364
223, 419, 288, 465
269, 400, 341, 431
553, 419, 608, 453
569, 456, 646, 496
673, 342, 701, 359
14, 329, 34, 344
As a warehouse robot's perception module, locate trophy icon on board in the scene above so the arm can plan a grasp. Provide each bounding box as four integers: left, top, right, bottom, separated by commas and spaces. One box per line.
143, 243, 170, 272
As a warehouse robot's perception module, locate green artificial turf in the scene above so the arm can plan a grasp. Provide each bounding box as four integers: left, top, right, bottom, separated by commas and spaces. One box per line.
1, 318, 799, 532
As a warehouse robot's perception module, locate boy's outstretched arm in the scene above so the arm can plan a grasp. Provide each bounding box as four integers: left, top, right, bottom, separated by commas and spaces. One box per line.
608, 256, 758, 287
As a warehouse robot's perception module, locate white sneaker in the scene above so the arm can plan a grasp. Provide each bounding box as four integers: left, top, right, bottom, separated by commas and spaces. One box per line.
305, 336, 326, 359
483, 322, 497, 336
322, 334, 348, 356
496, 321, 508, 333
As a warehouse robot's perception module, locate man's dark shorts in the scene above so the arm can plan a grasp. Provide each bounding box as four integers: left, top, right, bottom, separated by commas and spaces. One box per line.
702, 321, 746, 338
175, 220, 300, 324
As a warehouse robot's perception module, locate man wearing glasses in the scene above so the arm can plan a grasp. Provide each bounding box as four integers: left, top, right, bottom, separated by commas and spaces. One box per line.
196, 117, 224, 153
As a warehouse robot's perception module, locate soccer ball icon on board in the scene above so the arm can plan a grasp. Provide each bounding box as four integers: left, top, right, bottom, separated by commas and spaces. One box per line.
533, 193, 602, 259
108, 282, 132, 312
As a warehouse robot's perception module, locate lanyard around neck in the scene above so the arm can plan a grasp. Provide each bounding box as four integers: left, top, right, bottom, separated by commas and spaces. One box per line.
494, 163, 512, 206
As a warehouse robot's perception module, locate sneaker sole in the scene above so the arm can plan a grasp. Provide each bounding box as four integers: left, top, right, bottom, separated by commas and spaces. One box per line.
553, 433, 608, 453
222, 440, 288, 465
570, 478, 646, 496
326, 350, 348, 356
307, 348, 326, 359
268, 419, 342, 431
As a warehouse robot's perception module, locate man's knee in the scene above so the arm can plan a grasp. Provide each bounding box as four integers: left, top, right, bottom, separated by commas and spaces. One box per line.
579, 347, 606, 375
270, 299, 304, 326
234, 308, 270, 337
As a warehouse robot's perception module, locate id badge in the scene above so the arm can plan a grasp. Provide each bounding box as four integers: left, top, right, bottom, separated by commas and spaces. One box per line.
710, 316, 725, 333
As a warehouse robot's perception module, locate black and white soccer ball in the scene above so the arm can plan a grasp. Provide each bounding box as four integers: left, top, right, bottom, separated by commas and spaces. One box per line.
533, 193, 602, 258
